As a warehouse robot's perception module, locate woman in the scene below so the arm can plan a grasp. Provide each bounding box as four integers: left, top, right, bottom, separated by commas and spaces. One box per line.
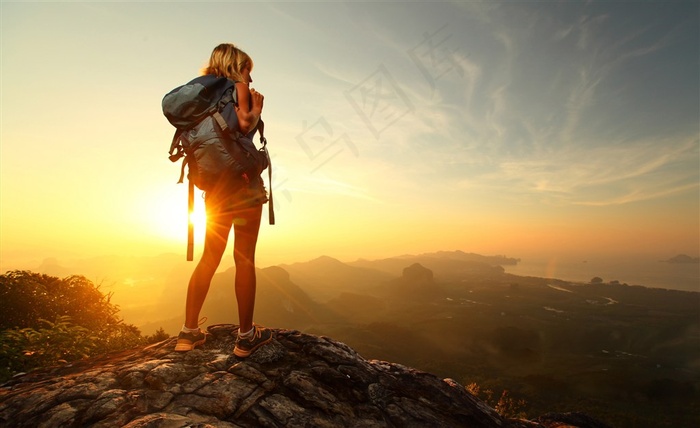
175, 43, 273, 358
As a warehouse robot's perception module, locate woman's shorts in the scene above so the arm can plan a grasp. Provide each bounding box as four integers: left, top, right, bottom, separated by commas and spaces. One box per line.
205, 175, 268, 218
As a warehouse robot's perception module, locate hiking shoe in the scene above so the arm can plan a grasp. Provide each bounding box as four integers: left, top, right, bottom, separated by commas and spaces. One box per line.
234, 325, 273, 358
174, 329, 207, 352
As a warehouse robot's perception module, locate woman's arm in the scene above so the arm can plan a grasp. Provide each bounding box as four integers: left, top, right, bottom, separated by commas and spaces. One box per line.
235, 82, 264, 135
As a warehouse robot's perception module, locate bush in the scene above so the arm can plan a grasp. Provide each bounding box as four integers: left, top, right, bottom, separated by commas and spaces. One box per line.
144, 327, 171, 344
466, 382, 527, 419
0, 271, 119, 330
0, 271, 161, 383
1, 316, 98, 378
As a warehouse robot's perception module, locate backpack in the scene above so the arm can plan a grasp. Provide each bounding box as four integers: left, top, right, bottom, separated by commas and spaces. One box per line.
162, 75, 275, 260
163, 75, 269, 191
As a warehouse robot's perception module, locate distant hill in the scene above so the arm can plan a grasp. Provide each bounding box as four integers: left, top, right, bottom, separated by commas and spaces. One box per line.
325, 292, 387, 323
348, 250, 510, 280
663, 254, 700, 264
278, 255, 393, 302
277, 252, 513, 302
416, 250, 520, 265
140, 251, 519, 340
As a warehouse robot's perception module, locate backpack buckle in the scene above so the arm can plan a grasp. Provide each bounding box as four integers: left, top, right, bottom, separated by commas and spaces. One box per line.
169, 152, 184, 162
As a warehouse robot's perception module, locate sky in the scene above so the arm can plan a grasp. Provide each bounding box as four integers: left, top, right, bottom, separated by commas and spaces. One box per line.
1, 0, 699, 272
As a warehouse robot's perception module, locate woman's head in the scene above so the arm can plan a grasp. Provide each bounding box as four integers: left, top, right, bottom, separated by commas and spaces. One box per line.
202, 43, 253, 82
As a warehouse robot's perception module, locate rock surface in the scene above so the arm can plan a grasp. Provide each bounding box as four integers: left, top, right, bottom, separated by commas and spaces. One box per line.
0, 326, 608, 427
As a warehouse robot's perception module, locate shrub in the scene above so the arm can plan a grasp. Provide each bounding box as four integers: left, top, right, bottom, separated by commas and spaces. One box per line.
1, 316, 97, 378
144, 327, 171, 344
0, 271, 118, 330
0, 271, 158, 383
466, 382, 527, 419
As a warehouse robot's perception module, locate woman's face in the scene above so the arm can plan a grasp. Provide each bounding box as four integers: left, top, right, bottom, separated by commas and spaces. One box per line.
241, 64, 253, 84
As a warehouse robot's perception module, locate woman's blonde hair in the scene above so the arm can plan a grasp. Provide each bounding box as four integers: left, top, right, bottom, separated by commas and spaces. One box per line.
201, 43, 253, 82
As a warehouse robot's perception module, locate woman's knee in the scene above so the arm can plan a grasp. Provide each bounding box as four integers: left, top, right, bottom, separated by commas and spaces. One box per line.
233, 246, 256, 266
194, 253, 222, 278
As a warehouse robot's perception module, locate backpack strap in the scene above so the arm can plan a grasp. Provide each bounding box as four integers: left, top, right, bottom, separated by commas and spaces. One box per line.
212, 111, 229, 132
187, 177, 195, 261
258, 120, 275, 225
168, 129, 184, 160
211, 85, 238, 133
167, 129, 188, 184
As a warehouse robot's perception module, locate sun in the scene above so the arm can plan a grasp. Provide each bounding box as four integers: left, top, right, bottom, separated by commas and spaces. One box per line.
188, 202, 208, 243
189, 207, 207, 230
144, 186, 207, 244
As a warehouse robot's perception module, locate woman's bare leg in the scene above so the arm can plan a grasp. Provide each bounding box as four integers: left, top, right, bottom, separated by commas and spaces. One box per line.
232, 204, 263, 333
184, 209, 234, 329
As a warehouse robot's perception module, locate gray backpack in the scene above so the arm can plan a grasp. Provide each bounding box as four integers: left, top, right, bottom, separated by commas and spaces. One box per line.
163, 75, 269, 192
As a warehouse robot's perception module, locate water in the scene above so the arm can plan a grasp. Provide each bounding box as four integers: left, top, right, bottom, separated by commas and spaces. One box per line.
503, 256, 699, 292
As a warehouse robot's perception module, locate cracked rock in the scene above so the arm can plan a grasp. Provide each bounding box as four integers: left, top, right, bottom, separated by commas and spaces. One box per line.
0, 326, 609, 428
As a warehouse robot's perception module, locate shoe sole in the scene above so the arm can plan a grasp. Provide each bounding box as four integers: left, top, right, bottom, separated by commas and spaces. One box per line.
174, 337, 206, 352
233, 335, 273, 358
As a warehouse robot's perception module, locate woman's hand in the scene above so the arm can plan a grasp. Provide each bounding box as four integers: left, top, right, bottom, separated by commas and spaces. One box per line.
250, 88, 264, 111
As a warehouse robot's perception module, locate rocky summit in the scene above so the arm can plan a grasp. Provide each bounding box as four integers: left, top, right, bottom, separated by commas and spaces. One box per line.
0, 326, 608, 427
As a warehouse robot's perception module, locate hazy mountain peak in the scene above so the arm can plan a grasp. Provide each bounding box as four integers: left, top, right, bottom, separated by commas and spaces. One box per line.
307, 255, 346, 265
259, 265, 291, 281
663, 254, 700, 264
402, 262, 434, 283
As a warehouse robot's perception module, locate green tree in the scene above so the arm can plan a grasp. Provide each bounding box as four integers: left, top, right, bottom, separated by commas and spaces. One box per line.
144, 327, 171, 344
0, 271, 156, 383
0, 271, 118, 330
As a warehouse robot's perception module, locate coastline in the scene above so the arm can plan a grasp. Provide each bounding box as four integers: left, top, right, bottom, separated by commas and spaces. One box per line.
503, 256, 700, 293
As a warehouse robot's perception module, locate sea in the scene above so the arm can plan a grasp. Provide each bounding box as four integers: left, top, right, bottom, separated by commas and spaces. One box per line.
502, 256, 699, 293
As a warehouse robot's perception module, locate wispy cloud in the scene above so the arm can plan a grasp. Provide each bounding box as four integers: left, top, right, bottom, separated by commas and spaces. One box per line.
275, 2, 698, 212
575, 182, 699, 207
412, 3, 699, 209
488, 135, 699, 206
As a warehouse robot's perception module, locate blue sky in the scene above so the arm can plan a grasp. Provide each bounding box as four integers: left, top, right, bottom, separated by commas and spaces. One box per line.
1, 1, 698, 268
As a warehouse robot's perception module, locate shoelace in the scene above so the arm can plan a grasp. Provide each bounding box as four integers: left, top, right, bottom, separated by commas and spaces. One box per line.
183, 317, 208, 334
239, 325, 260, 341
